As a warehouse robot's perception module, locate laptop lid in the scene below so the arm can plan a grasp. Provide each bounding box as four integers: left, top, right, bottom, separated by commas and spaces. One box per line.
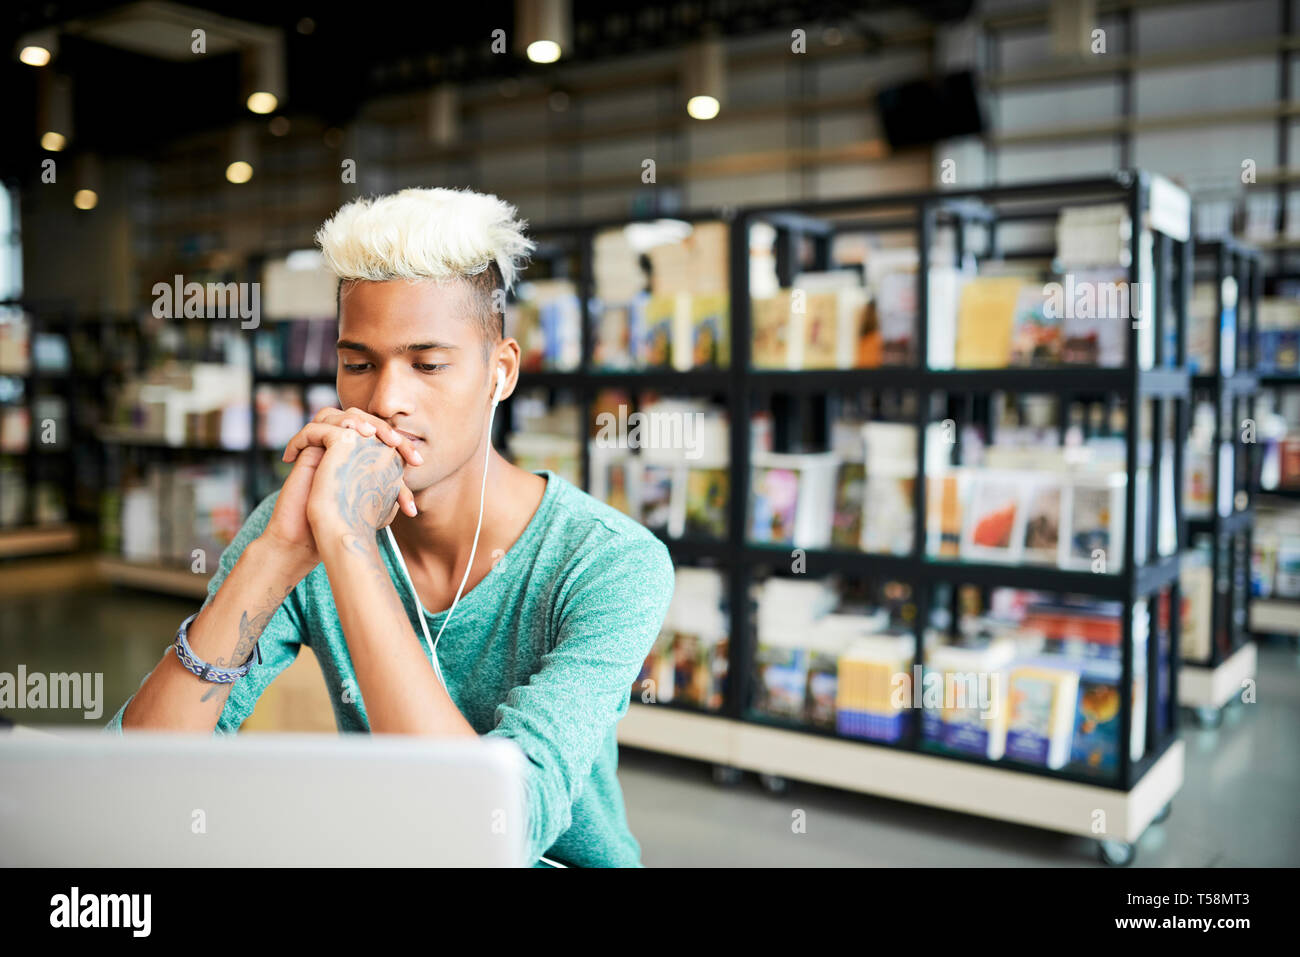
0, 729, 529, 867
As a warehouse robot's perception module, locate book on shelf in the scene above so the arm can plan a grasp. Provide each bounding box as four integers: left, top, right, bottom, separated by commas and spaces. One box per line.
113, 462, 245, 568
684, 466, 728, 538
591, 294, 646, 370
0, 406, 29, 452
922, 638, 1016, 761
509, 279, 581, 372
1003, 665, 1080, 770
953, 276, 1024, 369
1178, 548, 1213, 662
1055, 203, 1132, 269
834, 632, 915, 743
748, 451, 838, 548
0, 313, 29, 374
261, 253, 339, 321
1258, 298, 1300, 374
1009, 282, 1062, 366
635, 567, 728, 709
750, 279, 871, 371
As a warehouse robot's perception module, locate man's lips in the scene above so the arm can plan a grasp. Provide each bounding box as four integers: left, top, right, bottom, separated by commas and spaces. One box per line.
393, 429, 424, 445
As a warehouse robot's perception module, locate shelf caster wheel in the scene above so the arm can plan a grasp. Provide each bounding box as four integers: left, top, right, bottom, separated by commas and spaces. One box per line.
711, 764, 742, 787
758, 773, 789, 795
1098, 839, 1137, 867
1193, 705, 1223, 729
1152, 801, 1172, 824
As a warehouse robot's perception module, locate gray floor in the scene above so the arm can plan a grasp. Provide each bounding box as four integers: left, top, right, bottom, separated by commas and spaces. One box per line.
3, 575, 1298, 867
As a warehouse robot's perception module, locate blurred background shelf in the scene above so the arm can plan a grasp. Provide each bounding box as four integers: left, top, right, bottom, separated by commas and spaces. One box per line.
0, 524, 79, 558
95, 556, 211, 600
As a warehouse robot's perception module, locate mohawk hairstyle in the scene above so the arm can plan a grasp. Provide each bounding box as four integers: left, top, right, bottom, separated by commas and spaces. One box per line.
315, 186, 536, 354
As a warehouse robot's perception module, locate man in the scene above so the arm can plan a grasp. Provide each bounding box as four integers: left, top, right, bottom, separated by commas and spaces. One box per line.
105, 186, 677, 869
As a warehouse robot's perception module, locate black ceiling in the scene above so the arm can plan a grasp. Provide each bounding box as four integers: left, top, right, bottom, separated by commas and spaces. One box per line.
1, 0, 976, 182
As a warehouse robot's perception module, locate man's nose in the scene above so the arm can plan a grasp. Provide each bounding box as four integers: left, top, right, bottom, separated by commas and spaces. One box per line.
366, 362, 415, 421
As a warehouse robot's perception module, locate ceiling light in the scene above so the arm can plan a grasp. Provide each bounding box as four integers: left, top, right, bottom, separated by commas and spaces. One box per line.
17, 29, 57, 66
687, 96, 720, 120
242, 37, 286, 115
516, 0, 570, 63
527, 40, 561, 63
37, 73, 73, 151
73, 153, 102, 210
20, 46, 51, 66
246, 91, 277, 114
226, 124, 256, 183
683, 37, 725, 120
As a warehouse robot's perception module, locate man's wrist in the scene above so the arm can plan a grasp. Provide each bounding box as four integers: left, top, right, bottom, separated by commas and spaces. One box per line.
314, 523, 382, 565
251, 532, 319, 583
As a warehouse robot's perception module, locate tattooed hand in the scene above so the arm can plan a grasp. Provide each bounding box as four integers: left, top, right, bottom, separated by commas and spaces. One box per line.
305, 428, 407, 552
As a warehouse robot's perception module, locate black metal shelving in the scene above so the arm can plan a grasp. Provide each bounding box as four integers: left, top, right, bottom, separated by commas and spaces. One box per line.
518, 172, 1193, 805
1183, 238, 1261, 669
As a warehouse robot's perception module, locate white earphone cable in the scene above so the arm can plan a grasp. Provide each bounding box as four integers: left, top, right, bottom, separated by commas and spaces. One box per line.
381, 374, 567, 867
385, 394, 496, 690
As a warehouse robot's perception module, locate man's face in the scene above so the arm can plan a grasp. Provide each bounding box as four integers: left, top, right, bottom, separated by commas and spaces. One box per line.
336, 278, 495, 493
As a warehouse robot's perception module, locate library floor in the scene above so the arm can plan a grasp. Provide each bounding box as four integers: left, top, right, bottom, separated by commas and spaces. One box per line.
2, 558, 1297, 868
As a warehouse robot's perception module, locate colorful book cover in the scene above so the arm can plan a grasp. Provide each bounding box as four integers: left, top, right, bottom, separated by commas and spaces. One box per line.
641, 295, 675, 368
685, 467, 728, 538
934, 474, 962, 557
751, 292, 792, 369
1021, 482, 1063, 565
876, 270, 916, 365
1066, 484, 1114, 564
1008, 283, 1062, 366
1060, 268, 1129, 367
831, 462, 865, 549
855, 299, 883, 368
639, 464, 675, 530
691, 292, 728, 369
1069, 675, 1122, 773
862, 475, 914, 555
749, 467, 799, 544
1004, 666, 1080, 769
801, 291, 840, 369
954, 277, 1023, 368
962, 476, 1024, 560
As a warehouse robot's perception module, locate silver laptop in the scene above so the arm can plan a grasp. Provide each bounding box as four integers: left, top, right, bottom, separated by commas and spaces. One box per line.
0, 728, 529, 867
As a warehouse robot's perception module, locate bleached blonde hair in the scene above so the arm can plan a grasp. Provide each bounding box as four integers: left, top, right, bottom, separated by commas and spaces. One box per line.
314, 186, 535, 294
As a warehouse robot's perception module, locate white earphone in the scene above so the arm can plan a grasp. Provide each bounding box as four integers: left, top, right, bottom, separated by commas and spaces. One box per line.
383, 362, 567, 867
385, 364, 505, 689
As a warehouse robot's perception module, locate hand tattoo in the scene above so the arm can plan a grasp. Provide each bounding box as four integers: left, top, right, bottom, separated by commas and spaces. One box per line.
332, 436, 404, 555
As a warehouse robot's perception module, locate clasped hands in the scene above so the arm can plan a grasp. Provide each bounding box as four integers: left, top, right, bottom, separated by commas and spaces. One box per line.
260, 406, 424, 566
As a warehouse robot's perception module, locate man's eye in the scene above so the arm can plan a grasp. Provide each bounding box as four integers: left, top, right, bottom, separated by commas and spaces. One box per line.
342, 362, 370, 373
415, 363, 448, 373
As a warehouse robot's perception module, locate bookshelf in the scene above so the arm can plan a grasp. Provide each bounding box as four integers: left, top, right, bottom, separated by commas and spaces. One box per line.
504, 171, 1192, 865
0, 300, 84, 558
1180, 239, 1262, 727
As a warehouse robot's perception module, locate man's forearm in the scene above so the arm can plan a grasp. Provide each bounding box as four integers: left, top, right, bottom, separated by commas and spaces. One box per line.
121, 536, 315, 732
318, 533, 476, 738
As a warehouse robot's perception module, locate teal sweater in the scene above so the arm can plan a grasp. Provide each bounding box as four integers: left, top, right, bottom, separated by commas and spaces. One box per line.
104, 470, 675, 868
